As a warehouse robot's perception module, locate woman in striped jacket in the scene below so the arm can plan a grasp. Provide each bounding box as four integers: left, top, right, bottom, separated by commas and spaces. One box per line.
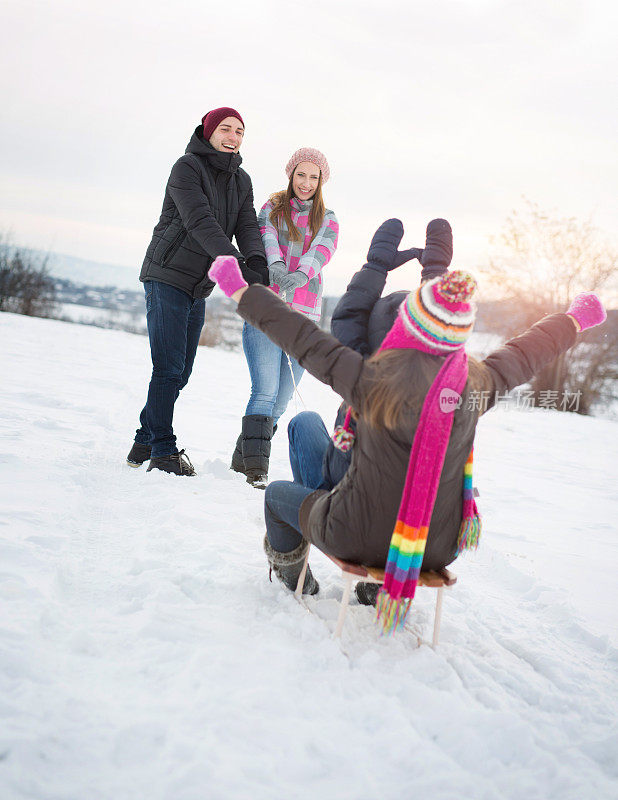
231, 147, 339, 487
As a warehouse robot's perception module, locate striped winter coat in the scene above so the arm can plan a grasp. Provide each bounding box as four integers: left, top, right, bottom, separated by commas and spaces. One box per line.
258, 198, 339, 321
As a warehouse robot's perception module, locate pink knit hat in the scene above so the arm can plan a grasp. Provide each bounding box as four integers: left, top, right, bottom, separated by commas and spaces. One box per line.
285, 147, 330, 183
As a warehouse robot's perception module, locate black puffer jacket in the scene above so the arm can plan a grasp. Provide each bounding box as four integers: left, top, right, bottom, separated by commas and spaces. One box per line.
331, 265, 406, 356
140, 126, 267, 298
321, 265, 412, 488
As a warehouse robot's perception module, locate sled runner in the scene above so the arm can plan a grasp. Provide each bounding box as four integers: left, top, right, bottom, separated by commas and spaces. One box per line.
294, 545, 457, 645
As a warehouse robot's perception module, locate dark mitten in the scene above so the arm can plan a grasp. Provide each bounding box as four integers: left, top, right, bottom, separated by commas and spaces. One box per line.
366, 219, 422, 272
246, 255, 269, 285
420, 218, 453, 281
394, 247, 423, 268
240, 265, 263, 286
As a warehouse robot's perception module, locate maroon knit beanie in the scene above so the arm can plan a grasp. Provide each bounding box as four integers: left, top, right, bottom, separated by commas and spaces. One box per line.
201, 107, 245, 141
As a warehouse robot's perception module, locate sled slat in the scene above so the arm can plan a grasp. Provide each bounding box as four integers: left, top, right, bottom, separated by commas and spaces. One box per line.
302, 553, 457, 646
326, 557, 456, 588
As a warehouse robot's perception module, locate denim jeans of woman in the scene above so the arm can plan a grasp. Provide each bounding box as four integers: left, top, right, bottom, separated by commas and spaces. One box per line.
134, 280, 205, 458
242, 322, 304, 424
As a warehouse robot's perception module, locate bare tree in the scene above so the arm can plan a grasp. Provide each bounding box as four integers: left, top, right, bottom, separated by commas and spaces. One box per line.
482, 200, 618, 415
0, 234, 57, 317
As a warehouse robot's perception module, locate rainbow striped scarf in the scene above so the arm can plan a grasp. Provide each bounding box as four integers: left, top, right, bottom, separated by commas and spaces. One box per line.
376, 349, 478, 634
457, 449, 481, 553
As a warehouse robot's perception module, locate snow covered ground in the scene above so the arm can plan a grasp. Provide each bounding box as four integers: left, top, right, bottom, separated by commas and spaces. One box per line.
0, 311, 617, 800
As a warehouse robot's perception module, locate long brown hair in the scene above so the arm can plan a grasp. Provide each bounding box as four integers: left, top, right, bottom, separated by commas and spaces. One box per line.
268, 170, 326, 243
361, 349, 489, 431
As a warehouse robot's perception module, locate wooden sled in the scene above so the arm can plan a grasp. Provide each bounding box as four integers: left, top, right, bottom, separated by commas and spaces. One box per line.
295, 545, 457, 646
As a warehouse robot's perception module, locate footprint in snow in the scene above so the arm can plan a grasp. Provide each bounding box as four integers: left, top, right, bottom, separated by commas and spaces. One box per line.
201, 458, 235, 480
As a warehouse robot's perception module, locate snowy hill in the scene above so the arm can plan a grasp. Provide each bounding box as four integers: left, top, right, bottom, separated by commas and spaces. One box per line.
0, 312, 617, 800
46, 251, 138, 291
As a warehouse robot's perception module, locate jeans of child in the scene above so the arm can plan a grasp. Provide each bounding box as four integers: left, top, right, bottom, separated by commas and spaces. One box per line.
134, 280, 205, 458
264, 480, 316, 553
242, 322, 305, 424
265, 411, 332, 553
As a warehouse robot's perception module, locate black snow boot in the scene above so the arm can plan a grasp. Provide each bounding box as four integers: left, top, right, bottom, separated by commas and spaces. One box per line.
241, 415, 274, 489
355, 582, 380, 606
146, 449, 196, 476
126, 441, 151, 467
231, 423, 278, 476
263, 535, 319, 595
230, 433, 245, 474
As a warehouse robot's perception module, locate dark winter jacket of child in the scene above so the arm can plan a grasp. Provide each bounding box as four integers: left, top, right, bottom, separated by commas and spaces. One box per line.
237, 285, 577, 571
140, 126, 268, 299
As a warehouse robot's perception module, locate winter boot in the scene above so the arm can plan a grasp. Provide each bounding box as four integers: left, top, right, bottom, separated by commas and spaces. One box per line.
355, 582, 380, 606
126, 441, 151, 467
241, 415, 274, 489
230, 424, 278, 476
146, 449, 196, 476
230, 433, 245, 474
263, 535, 319, 595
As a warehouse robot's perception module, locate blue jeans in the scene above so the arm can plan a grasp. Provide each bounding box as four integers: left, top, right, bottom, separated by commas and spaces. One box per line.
288, 411, 331, 490
264, 481, 316, 553
242, 322, 305, 424
264, 412, 332, 553
134, 280, 205, 458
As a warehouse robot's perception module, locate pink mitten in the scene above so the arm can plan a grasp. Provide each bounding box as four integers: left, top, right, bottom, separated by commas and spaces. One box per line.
208, 256, 248, 298
566, 293, 607, 331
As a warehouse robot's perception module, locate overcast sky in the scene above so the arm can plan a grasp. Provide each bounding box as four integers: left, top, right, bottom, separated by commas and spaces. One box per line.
1, 0, 616, 297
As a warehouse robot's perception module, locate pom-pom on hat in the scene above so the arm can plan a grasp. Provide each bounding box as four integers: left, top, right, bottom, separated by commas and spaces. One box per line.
285, 147, 330, 183
380, 270, 477, 355
202, 107, 244, 141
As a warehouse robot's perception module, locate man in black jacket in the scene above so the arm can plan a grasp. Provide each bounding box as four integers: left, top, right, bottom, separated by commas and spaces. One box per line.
127, 107, 268, 475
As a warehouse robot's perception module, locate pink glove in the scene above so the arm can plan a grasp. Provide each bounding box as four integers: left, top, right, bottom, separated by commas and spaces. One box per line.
208, 256, 248, 298
566, 293, 607, 331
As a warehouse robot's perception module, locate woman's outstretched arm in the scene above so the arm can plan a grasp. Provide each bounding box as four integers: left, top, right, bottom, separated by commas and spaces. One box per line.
330, 266, 387, 355
331, 217, 422, 354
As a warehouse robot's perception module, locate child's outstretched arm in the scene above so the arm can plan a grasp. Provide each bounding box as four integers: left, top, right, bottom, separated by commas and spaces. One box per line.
208, 256, 371, 410
481, 294, 606, 412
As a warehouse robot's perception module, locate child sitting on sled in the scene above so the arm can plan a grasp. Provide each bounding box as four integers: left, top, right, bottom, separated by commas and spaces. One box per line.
208, 221, 606, 632
284, 218, 453, 605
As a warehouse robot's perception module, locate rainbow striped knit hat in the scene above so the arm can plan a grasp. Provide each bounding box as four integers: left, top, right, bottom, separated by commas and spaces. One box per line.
380, 271, 477, 355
